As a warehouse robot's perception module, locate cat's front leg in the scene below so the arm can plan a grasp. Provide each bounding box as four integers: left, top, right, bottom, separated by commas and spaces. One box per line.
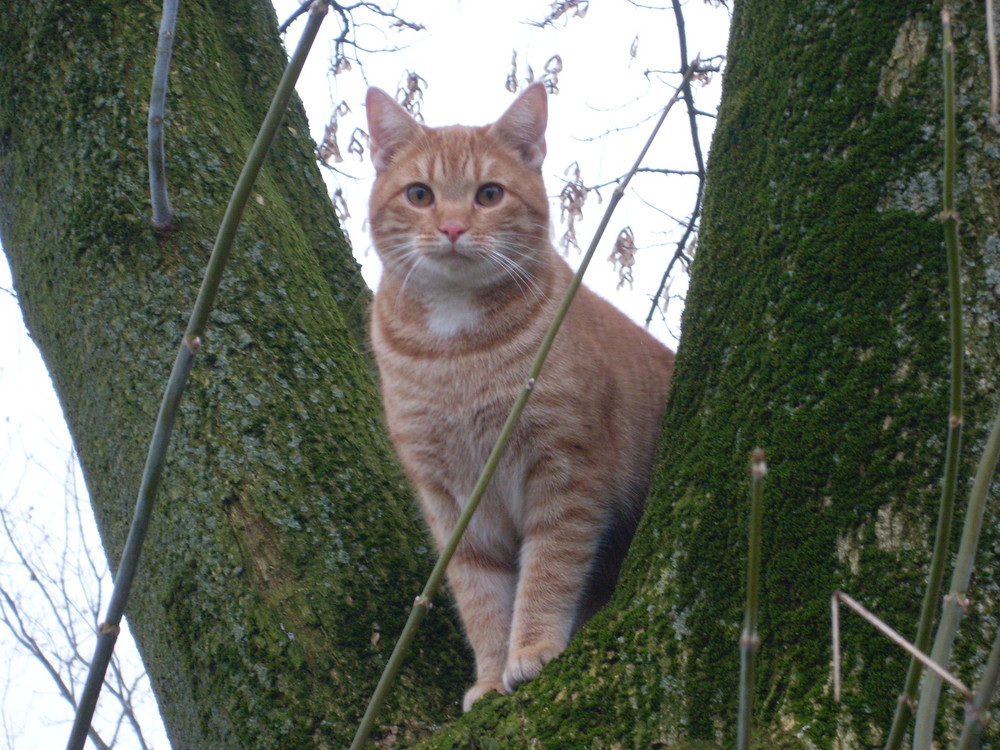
414, 481, 520, 710
502, 497, 603, 693
446, 541, 518, 711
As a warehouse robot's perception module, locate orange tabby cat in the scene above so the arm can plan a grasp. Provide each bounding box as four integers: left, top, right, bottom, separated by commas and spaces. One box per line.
366, 83, 674, 711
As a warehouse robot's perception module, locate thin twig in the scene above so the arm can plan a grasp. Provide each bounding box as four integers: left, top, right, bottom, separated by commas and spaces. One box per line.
148, 0, 178, 230
348, 59, 702, 750
322, 2, 424, 75
831, 591, 973, 702
883, 8, 965, 747
986, 0, 999, 130
585, 166, 701, 191
913, 400, 1000, 748
278, 0, 311, 33
737, 449, 767, 750
645, 0, 709, 327
956, 624, 1000, 749
64, 4, 330, 749
0, 509, 113, 750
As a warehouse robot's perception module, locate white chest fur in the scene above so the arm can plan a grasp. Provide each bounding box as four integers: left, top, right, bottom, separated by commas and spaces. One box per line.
424, 290, 482, 338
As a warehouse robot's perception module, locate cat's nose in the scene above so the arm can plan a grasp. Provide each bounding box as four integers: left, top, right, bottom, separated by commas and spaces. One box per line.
439, 221, 467, 244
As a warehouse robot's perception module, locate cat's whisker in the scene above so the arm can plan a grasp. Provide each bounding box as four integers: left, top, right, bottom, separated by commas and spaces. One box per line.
396, 254, 425, 305
491, 249, 542, 281
484, 250, 541, 304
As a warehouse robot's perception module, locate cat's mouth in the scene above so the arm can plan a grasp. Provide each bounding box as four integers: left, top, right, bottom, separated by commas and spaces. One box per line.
414, 242, 507, 288
424, 239, 482, 265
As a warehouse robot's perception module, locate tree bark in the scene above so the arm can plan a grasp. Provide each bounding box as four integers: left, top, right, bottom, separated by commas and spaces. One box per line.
420, 1, 1000, 747
0, 1, 468, 748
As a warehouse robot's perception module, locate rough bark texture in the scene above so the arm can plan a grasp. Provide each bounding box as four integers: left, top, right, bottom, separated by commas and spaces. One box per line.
419, 1, 1000, 747
0, 1, 468, 747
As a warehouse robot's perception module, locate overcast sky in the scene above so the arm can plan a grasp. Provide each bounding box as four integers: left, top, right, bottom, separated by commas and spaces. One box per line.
0, 2, 730, 747
273, 0, 729, 342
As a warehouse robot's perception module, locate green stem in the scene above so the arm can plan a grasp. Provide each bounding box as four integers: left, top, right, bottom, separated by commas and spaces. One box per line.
738, 449, 767, 750
956, 624, 1000, 750
913, 403, 1000, 749
883, 8, 964, 748
832, 590, 972, 702
349, 59, 701, 750
64, 5, 328, 749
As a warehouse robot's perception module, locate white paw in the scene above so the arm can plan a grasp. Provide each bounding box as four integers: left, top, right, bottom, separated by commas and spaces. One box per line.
462, 680, 506, 712
502, 641, 563, 693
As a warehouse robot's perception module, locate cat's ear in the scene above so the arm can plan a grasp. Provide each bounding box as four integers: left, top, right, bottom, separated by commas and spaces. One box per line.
366, 87, 422, 172
490, 82, 547, 170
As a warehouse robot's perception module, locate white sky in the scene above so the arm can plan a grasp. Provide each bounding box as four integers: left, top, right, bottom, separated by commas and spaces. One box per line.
274, 0, 729, 343
0, 2, 730, 747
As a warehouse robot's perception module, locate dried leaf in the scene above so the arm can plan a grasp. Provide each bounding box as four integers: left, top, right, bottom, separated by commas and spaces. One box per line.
333, 55, 352, 75
397, 71, 427, 122
608, 227, 636, 290
316, 101, 352, 164
543, 55, 563, 93
506, 50, 519, 93
347, 127, 367, 161
332, 187, 350, 222
540, 0, 590, 26
558, 162, 588, 254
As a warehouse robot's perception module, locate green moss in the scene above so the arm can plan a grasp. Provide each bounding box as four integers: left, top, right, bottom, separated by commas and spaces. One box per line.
420, 0, 999, 747
1, 0, 465, 747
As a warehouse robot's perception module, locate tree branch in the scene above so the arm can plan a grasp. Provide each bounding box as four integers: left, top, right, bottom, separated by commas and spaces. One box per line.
66, 5, 331, 748
148, 0, 178, 230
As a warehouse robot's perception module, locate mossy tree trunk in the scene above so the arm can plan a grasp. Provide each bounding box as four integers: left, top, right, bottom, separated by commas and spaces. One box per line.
422, 1, 1000, 748
0, 1, 468, 747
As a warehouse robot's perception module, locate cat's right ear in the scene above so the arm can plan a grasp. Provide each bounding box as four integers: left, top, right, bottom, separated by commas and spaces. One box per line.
490, 82, 547, 170
366, 87, 422, 172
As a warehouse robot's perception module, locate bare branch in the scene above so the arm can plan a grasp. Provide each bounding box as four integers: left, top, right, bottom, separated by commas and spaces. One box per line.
148, 0, 179, 230
532, 0, 590, 28
831, 590, 973, 704
643, 0, 714, 325
325, 3, 425, 78
987, 0, 999, 129
0, 505, 115, 750
278, 0, 311, 34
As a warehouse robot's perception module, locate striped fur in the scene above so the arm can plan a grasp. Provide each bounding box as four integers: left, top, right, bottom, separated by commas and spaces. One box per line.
366, 84, 674, 711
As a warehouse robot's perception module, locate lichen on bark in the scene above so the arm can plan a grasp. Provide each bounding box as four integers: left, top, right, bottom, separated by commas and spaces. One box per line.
419, 1, 999, 747
0, 1, 467, 747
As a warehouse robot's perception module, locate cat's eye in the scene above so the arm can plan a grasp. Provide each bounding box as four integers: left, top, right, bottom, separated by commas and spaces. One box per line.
475, 184, 504, 207
406, 183, 434, 207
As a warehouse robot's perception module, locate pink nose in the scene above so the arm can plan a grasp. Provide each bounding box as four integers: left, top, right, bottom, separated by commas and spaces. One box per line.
439, 221, 466, 243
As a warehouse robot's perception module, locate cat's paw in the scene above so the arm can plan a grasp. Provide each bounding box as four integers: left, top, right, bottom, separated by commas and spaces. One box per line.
463, 680, 506, 712
502, 640, 563, 693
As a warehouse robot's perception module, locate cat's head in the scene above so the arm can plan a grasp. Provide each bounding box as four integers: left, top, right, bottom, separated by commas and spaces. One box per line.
366, 84, 552, 291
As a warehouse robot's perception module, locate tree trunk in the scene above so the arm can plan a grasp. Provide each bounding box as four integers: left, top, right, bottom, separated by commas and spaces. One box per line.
420, 1, 1000, 747
0, 1, 468, 747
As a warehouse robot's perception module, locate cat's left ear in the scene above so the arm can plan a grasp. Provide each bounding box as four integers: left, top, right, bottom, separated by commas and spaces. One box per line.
490, 83, 547, 170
